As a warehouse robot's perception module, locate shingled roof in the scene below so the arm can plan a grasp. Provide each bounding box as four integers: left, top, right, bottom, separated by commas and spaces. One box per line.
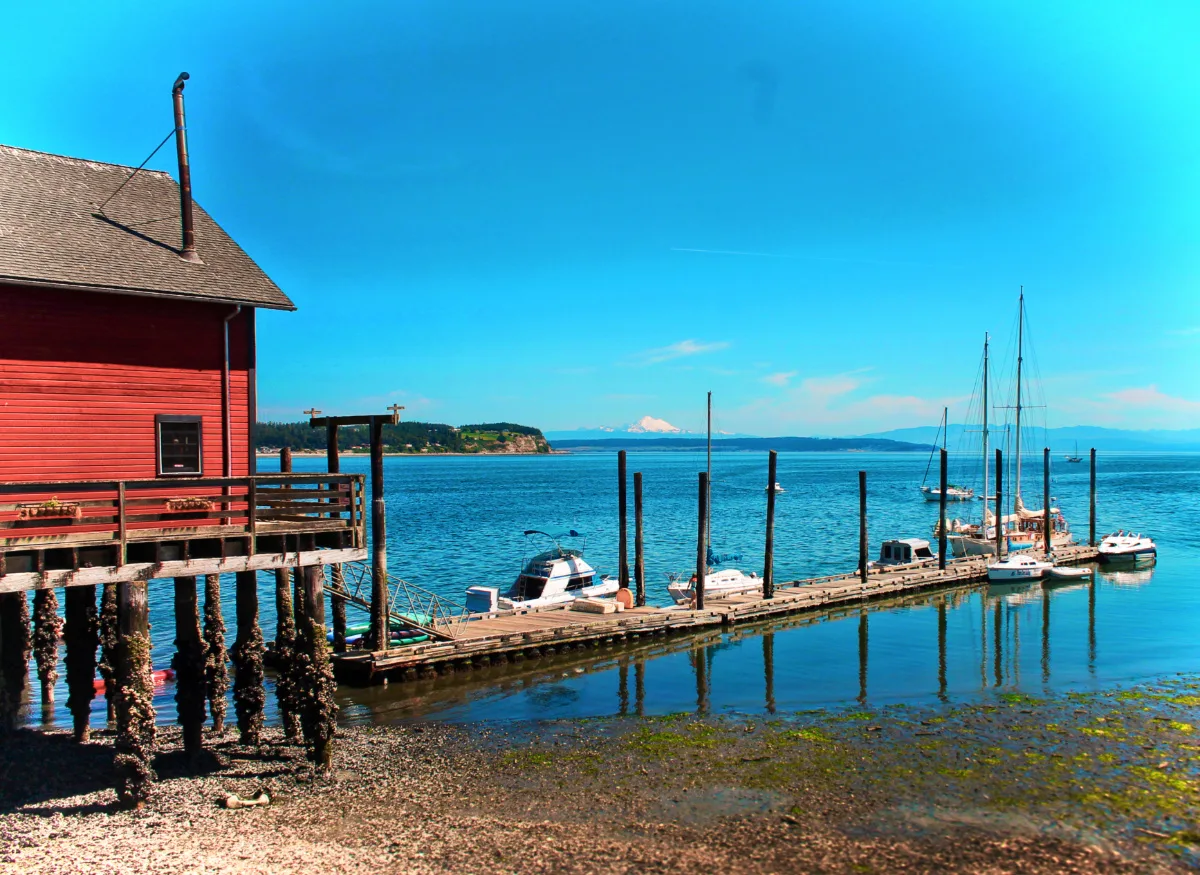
0, 144, 294, 310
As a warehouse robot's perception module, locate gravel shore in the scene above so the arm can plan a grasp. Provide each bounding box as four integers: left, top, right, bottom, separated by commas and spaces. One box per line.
2, 677, 1197, 874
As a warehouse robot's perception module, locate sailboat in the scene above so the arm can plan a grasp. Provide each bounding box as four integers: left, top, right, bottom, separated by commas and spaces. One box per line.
1065, 442, 1082, 463
919, 408, 975, 501
667, 392, 762, 605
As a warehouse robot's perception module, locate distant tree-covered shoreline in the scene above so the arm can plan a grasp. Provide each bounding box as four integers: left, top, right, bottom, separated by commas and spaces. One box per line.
254, 421, 550, 454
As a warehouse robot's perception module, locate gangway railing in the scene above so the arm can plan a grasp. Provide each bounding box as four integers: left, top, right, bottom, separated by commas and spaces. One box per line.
329, 560, 471, 642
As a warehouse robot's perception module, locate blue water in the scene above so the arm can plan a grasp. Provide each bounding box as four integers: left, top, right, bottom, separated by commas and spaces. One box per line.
19, 451, 1200, 728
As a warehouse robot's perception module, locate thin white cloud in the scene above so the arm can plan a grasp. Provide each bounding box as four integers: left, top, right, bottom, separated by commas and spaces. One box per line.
763, 371, 797, 387
630, 339, 730, 366
1103, 385, 1200, 414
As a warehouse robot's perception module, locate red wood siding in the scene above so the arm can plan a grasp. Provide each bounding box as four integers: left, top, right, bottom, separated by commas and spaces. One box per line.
0, 283, 253, 482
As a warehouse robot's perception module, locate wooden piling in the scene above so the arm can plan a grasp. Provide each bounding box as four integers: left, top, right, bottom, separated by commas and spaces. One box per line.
327, 423, 348, 652
202, 574, 228, 735
231, 570, 265, 745
114, 581, 155, 807
1043, 447, 1052, 556
696, 471, 708, 610
618, 451, 629, 589
297, 534, 336, 769
858, 471, 868, 585
938, 449, 948, 570
31, 589, 61, 705
995, 450, 1004, 559
0, 592, 30, 731
764, 450, 777, 599
1089, 448, 1097, 547
634, 471, 645, 607
370, 416, 389, 651
64, 585, 98, 742
98, 583, 118, 723
172, 576, 206, 755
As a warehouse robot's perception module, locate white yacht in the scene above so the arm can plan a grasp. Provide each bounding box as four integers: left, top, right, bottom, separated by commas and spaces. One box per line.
918, 407, 975, 502
987, 553, 1052, 582
465, 529, 619, 614
766, 482, 785, 494
1097, 531, 1157, 564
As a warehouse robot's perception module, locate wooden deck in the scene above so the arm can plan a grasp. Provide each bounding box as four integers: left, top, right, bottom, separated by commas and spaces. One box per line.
332, 543, 1101, 684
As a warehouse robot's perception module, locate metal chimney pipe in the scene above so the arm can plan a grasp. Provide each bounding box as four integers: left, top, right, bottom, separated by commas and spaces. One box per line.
172, 72, 202, 263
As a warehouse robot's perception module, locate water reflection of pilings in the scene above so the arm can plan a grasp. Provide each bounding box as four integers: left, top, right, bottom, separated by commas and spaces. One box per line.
1041, 588, 1050, 685
1088, 580, 1097, 675
618, 660, 629, 716
937, 598, 947, 703
635, 660, 645, 717
692, 643, 710, 714
857, 610, 868, 706
763, 633, 776, 714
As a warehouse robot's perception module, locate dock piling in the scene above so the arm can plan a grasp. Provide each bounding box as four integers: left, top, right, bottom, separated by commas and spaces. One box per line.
369, 416, 388, 651
938, 449, 948, 570
173, 576, 206, 755
764, 450, 777, 599
618, 451, 629, 589
327, 423, 348, 652
1089, 449, 1097, 547
31, 590, 61, 706
1043, 448, 1052, 556
0, 592, 30, 731
298, 537, 336, 769
696, 472, 708, 609
64, 585, 98, 742
995, 450, 1004, 559
634, 471, 645, 607
202, 574, 228, 735
858, 471, 868, 585
231, 570, 265, 745
114, 581, 155, 807
98, 583, 118, 723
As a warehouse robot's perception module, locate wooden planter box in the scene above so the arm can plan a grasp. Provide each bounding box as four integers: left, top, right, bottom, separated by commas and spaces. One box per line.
18, 503, 82, 521
165, 497, 214, 513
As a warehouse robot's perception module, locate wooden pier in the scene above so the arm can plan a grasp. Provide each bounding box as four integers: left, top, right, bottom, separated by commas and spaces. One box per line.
331, 543, 1100, 684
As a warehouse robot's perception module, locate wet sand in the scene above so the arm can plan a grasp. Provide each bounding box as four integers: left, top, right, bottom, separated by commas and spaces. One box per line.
2, 677, 1197, 874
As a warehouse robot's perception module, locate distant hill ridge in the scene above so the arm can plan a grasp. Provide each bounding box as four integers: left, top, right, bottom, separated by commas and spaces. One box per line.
255, 421, 550, 454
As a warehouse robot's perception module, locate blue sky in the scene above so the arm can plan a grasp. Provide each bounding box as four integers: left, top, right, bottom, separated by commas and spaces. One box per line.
4, 1, 1199, 434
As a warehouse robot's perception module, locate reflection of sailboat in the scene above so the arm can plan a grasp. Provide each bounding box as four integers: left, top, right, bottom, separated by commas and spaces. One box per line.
920, 407, 975, 501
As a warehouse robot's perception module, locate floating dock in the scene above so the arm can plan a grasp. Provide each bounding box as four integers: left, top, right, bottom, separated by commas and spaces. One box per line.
331, 544, 1100, 684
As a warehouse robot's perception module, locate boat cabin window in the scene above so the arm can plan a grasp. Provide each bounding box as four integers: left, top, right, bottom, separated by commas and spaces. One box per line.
566, 576, 593, 591
914, 545, 933, 559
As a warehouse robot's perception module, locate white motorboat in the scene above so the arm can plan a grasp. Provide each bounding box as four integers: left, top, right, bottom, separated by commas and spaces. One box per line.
1097, 531, 1157, 564
766, 482, 785, 494
465, 529, 619, 613
1044, 564, 1093, 580
667, 565, 762, 605
987, 553, 1051, 581
921, 485, 975, 502
874, 538, 936, 567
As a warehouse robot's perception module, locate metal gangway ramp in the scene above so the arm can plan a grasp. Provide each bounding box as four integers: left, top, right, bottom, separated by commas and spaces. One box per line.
326, 560, 470, 642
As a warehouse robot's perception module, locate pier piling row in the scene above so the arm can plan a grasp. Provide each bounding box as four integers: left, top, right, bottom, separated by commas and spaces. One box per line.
331, 543, 1101, 685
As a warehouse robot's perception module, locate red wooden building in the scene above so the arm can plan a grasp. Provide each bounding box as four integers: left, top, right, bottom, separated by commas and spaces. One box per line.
0, 113, 364, 587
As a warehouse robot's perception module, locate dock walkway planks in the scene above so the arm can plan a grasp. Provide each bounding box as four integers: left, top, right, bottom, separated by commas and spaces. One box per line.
331, 544, 1099, 685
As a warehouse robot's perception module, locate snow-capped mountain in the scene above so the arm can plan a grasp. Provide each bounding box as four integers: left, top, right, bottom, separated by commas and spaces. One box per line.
544, 415, 698, 442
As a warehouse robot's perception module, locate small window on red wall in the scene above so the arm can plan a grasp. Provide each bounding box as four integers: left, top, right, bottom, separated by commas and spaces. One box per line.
156, 415, 203, 476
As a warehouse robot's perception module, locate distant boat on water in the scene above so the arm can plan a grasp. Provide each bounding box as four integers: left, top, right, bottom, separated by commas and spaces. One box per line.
1065, 441, 1083, 463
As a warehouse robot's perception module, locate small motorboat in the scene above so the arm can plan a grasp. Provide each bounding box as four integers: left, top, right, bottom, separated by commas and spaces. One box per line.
874, 538, 936, 567
1044, 564, 1093, 580
1097, 531, 1157, 564
766, 482, 785, 494
920, 484, 975, 502
667, 567, 762, 604
987, 553, 1051, 582
465, 529, 619, 614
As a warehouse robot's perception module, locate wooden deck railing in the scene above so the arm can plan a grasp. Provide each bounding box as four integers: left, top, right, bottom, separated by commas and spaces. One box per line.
0, 475, 365, 565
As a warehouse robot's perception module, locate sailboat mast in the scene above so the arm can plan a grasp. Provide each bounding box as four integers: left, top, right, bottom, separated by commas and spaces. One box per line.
1014, 287, 1024, 511
982, 332, 989, 525
706, 390, 712, 561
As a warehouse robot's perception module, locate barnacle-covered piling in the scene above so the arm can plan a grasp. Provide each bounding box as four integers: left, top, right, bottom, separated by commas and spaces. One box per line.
64, 585, 98, 741
273, 567, 301, 743
114, 581, 156, 808
31, 589, 61, 705
98, 583, 119, 723
231, 570, 265, 745
203, 574, 228, 734
0, 592, 31, 731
